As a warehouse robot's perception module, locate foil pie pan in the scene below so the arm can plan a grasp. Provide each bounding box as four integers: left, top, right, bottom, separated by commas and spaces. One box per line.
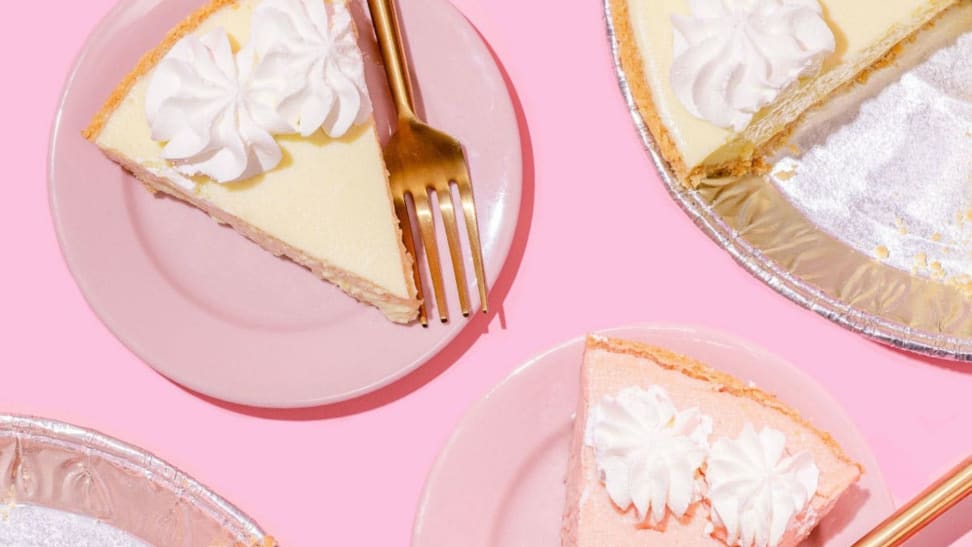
0, 415, 269, 546
606, 1, 972, 360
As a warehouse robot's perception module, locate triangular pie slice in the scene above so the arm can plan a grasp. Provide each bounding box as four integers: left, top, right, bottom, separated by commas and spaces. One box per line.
84, 0, 420, 323
563, 336, 862, 547
611, 0, 960, 186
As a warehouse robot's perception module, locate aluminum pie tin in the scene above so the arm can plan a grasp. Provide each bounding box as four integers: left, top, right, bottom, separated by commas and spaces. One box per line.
605, 1, 972, 360
0, 415, 270, 546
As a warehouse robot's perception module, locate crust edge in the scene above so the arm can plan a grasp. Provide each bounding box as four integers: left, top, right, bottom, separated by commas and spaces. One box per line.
82, 0, 240, 141
608, 0, 691, 182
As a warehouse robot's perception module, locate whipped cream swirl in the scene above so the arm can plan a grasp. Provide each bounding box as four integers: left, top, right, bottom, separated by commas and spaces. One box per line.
706, 424, 819, 547
145, 0, 373, 183
670, 0, 836, 131
588, 386, 713, 525
251, 0, 372, 138
146, 29, 289, 183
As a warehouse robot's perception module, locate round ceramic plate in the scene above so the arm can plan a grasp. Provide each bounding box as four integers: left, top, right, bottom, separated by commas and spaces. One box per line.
0, 415, 268, 545
605, 1, 972, 359
413, 324, 893, 546
49, 0, 522, 407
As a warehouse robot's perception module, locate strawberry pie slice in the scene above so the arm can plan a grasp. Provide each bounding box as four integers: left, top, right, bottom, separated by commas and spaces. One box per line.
562, 336, 862, 547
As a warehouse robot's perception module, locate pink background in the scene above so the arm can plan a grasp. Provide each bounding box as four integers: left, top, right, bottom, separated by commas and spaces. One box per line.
4, 0, 972, 545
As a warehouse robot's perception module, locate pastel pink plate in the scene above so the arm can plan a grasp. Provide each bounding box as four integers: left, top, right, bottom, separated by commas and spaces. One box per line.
49, 0, 522, 408
413, 324, 894, 546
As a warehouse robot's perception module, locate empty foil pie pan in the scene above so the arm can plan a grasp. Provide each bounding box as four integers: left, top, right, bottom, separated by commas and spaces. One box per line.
0, 415, 269, 546
606, 1, 972, 360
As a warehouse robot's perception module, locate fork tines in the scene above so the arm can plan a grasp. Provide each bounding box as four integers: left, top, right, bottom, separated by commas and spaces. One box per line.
394, 158, 488, 326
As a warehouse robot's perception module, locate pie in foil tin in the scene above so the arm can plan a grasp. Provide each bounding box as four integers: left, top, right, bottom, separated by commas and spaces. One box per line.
606, 0, 972, 360
0, 415, 271, 546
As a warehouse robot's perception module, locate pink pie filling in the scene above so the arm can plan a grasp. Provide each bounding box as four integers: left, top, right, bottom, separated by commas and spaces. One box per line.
562, 337, 861, 547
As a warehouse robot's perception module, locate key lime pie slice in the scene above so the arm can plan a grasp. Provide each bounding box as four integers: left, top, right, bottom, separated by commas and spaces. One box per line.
562, 336, 862, 547
83, 0, 421, 323
611, 0, 960, 186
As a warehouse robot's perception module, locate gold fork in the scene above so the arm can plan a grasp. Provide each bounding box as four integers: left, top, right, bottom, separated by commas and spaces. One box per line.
368, 0, 488, 325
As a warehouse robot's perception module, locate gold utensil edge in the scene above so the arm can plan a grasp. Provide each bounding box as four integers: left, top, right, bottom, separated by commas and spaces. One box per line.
854, 456, 972, 546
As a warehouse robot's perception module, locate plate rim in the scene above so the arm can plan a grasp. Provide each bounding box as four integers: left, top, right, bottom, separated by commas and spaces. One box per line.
601, 0, 972, 362
47, 0, 523, 408
412, 322, 895, 545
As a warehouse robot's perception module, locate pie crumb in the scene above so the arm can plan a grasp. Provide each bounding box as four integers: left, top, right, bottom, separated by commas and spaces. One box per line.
949, 276, 972, 298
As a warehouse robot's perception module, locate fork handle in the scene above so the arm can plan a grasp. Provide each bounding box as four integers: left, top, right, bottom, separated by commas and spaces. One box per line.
368, 0, 417, 119
854, 455, 972, 547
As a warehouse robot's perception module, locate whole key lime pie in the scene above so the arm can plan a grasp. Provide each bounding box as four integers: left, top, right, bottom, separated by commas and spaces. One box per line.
84, 0, 421, 323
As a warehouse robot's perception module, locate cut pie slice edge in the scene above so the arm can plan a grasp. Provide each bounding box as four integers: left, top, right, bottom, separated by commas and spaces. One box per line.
83, 0, 421, 324
611, 0, 961, 186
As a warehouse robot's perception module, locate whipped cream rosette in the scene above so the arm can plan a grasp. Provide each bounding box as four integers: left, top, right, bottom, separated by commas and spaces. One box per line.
146, 28, 290, 183
587, 385, 713, 525
670, 0, 836, 131
706, 424, 820, 547
587, 383, 822, 546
